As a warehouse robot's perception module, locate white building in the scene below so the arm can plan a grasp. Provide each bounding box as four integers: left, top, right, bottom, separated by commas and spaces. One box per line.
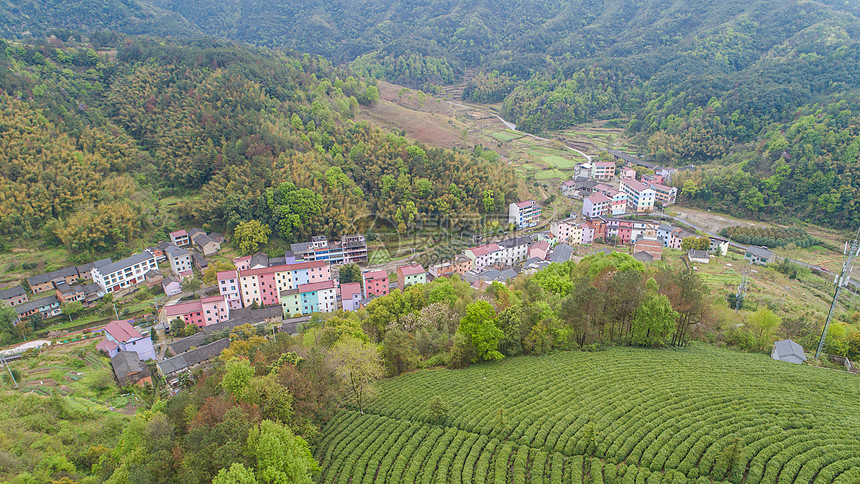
621, 179, 656, 212
465, 243, 503, 272
509, 201, 541, 229
92, 252, 159, 294
166, 245, 193, 277
496, 237, 531, 267
582, 193, 610, 218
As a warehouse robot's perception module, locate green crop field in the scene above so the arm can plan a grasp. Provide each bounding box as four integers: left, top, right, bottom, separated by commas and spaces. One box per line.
316, 345, 860, 483
542, 155, 579, 170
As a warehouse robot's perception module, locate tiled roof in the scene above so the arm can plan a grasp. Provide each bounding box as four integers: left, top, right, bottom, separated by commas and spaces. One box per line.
158, 338, 230, 375
363, 270, 387, 280
27, 266, 78, 286
217, 270, 238, 281
468, 243, 502, 257
299, 280, 337, 293
497, 237, 532, 249
14, 296, 59, 315
530, 241, 550, 251
340, 282, 362, 299
398, 264, 426, 276
170, 229, 188, 237
96, 339, 119, 353
0, 286, 26, 299
97, 253, 156, 276
587, 193, 610, 204
623, 179, 651, 192
240, 260, 326, 277
104, 320, 142, 343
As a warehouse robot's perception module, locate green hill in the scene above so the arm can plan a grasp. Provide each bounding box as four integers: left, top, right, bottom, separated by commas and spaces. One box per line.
1, 1, 859, 229
317, 344, 860, 483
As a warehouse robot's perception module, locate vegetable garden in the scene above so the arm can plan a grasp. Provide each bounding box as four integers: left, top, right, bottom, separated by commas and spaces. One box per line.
316, 344, 860, 483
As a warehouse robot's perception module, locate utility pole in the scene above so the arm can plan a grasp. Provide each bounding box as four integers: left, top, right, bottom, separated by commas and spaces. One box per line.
1, 353, 18, 388
815, 230, 860, 359
735, 268, 749, 313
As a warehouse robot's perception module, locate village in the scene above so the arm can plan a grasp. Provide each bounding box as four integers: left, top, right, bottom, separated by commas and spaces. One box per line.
0, 151, 786, 391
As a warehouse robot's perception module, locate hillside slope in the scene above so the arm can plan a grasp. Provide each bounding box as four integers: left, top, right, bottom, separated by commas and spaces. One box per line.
318, 344, 860, 483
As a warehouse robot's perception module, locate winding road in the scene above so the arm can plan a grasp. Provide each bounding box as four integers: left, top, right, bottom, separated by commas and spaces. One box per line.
446, 101, 593, 162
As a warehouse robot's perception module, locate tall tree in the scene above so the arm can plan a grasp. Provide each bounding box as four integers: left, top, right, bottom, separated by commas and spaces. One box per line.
331, 337, 384, 414
458, 301, 504, 362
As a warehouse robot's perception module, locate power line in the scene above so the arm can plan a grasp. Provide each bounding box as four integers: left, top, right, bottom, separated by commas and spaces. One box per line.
815, 229, 860, 360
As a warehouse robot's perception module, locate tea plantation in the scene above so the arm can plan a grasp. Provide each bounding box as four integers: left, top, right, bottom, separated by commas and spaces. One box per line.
316, 344, 860, 483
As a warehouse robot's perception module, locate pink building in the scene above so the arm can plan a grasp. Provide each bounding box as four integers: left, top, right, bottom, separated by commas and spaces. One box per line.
619, 167, 636, 180
238, 261, 331, 308
217, 270, 243, 309
165, 295, 231, 328
362, 270, 389, 298
233, 255, 252, 271
340, 282, 362, 312
580, 223, 595, 244
528, 241, 550, 260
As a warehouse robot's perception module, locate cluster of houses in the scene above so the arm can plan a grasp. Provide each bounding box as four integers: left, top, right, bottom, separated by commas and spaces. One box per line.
95, 319, 157, 386
562, 150, 682, 217
0, 228, 224, 325
547, 217, 729, 264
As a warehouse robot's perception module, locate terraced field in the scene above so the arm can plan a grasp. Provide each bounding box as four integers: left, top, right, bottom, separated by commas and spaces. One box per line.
316, 344, 860, 483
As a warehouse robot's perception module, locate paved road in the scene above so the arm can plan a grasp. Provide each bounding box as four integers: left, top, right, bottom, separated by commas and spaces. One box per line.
648, 213, 860, 290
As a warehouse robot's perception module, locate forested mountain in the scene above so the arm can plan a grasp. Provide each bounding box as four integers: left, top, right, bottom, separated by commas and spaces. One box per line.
1, 0, 859, 228
0, 37, 514, 255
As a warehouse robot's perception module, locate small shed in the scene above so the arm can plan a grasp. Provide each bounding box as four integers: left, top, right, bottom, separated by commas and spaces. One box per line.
772, 339, 807, 364
687, 250, 710, 264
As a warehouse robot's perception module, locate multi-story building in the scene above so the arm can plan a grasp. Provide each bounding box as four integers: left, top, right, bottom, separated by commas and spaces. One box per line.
99, 320, 156, 360
362, 270, 389, 298
340, 283, 363, 312
54, 282, 85, 304
656, 224, 677, 247
582, 193, 611, 218
166, 245, 193, 277
75, 259, 113, 283
14, 295, 61, 322
508, 201, 542, 229
0, 286, 28, 308
669, 230, 696, 250
496, 237, 532, 266
634, 238, 664, 261
603, 189, 628, 216
619, 167, 636, 180
280, 280, 338, 316
580, 222, 595, 244
465, 243, 502, 272
551, 218, 583, 245
709, 236, 730, 256
290, 235, 368, 264
92, 252, 159, 294
165, 295, 231, 327
647, 182, 677, 205
237, 261, 331, 308
216, 271, 243, 309
528, 241, 550, 260
621, 179, 657, 213
27, 267, 80, 294
591, 161, 616, 180
397, 264, 427, 291
170, 229, 190, 247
